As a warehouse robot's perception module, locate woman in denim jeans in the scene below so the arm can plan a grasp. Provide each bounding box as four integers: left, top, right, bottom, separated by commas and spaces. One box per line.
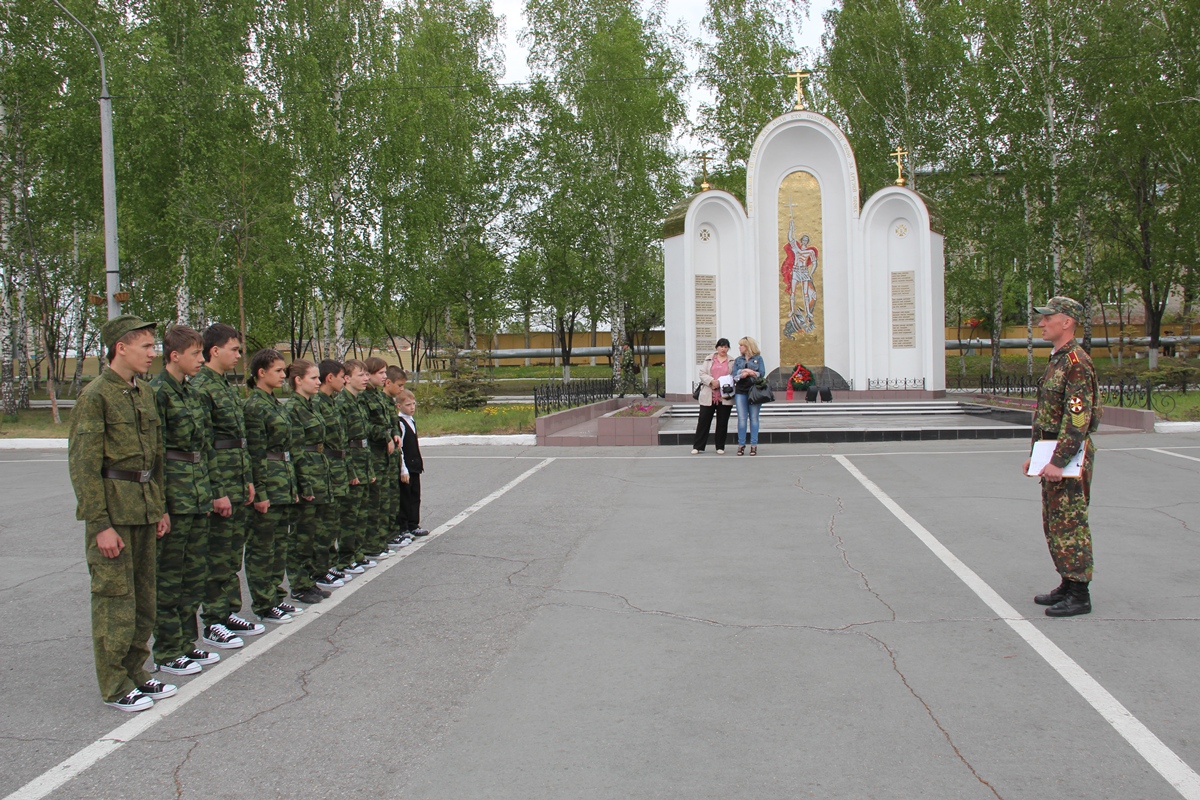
731, 336, 767, 455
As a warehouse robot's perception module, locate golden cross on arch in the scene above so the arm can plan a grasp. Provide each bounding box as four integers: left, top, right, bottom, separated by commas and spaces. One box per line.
698, 151, 711, 191
890, 146, 908, 186
787, 70, 811, 110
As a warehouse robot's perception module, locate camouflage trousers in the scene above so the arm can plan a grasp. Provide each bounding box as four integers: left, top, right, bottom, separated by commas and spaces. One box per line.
1041, 445, 1095, 582
333, 483, 367, 569
204, 503, 249, 625
246, 504, 291, 615
315, 496, 343, 576
88, 523, 156, 703
288, 498, 324, 591
154, 513, 209, 662
365, 452, 394, 554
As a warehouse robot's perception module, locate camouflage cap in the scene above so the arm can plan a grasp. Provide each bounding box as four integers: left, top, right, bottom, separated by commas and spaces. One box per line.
1033, 296, 1085, 325
101, 314, 156, 348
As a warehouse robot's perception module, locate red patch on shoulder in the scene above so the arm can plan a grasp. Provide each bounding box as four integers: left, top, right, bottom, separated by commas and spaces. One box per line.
1067, 350, 1080, 365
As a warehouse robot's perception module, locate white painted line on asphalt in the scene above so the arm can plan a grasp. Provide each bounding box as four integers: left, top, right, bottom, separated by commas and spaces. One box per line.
1147, 448, 1200, 464
833, 454, 1200, 800
3, 457, 557, 800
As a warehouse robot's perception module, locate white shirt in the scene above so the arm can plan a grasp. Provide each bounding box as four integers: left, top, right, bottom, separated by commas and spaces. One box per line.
398, 411, 415, 476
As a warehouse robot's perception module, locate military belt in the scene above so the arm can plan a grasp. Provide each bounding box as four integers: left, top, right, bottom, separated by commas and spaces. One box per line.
347, 439, 368, 449
303, 443, 324, 453
213, 438, 247, 450
165, 450, 203, 463
266, 451, 291, 462
326, 448, 346, 459
102, 467, 152, 483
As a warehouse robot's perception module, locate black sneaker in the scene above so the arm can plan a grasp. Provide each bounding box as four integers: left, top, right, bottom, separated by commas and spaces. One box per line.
226, 613, 266, 636
158, 656, 201, 676
291, 588, 323, 605
105, 688, 153, 712
316, 586, 332, 598
410, 527, 430, 537
330, 568, 352, 583
276, 601, 304, 615
259, 606, 293, 624
186, 649, 220, 666
137, 679, 178, 700
315, 572, 344, 589
201, 623, 245, 650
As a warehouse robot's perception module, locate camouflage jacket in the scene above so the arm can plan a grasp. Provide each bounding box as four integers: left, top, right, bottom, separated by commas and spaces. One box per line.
150, 369, 214, 515
1034, 340, 1101, 468
313, 391, 350, 497
362, 386, 397, 461
244, 387, 297, 506
68, 368, 165, 540
337, 388, 375, 486
190, 365, 252, 504
288, 393, 332, 503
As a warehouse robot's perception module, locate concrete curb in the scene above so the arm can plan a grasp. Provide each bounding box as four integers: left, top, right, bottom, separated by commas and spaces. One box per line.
1, 434, 537, 450
1154, 421, 1200, 433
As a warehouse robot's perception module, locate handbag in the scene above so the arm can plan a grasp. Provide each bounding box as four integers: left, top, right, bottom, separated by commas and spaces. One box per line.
748, 378, 775, 405
692, 383, 702, 400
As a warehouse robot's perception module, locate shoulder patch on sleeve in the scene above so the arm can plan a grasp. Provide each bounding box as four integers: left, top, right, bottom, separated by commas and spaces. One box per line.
1067, 350, 1080, 365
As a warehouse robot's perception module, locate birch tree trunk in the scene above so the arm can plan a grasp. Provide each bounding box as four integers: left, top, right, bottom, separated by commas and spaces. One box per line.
176, 246, 190, 323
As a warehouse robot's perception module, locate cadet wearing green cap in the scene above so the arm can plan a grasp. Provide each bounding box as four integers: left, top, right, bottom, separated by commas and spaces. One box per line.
1023, 296, 1100, 617
68, 315, 177, 712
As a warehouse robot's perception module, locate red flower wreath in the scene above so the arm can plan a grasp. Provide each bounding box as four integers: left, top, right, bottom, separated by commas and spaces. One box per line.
789, 364, 812, 390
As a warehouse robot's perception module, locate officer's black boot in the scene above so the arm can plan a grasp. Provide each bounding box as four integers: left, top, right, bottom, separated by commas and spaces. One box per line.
1045, 580, 1091, 617
1034, 579, 1069, 606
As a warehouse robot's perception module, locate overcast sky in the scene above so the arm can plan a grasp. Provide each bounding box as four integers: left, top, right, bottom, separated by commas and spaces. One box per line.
490, 0, 838, 85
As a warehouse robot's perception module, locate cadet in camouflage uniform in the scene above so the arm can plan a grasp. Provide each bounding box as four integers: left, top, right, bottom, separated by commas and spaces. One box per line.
314, 360, 354, 576
1024, 296, 1101, 617
337, 359, 377, 570
285, 359, 337, 603
68, 315, 176, 712
149, 326, 215, 676
244, 349, 300, 623
362, 357, 400, 559
192, 324, 265, 648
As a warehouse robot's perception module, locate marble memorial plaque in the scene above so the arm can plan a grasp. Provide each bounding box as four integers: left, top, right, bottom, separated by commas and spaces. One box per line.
891, 270, 916, 349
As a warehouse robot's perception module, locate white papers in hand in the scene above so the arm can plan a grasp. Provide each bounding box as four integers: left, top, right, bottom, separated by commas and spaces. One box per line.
1027, 440, 1086, 478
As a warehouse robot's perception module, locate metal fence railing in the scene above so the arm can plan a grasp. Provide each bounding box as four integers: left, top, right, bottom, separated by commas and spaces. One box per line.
958, 375, 1179, 414
533, 378, 615, 418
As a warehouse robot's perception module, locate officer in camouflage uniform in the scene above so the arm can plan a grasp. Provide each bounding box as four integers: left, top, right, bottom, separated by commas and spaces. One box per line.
244, 349, 300, 623
1024, 296, 1100, 617
314, 360, 354, 577
286, 359, 337, 602
68, 315, 176, 712
192, 325, 265, 646
337, 359, 377, 571
149, 325, 215, 676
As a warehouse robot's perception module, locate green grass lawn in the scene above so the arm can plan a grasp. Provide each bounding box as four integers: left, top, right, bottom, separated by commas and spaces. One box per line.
0, 407, 73, 437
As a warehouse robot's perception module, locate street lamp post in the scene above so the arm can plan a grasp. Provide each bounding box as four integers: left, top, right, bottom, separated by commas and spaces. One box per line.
50, 0, 122, 319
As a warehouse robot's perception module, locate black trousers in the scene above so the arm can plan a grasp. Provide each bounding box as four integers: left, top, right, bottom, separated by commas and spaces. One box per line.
399, 472, 422, 531
692, 403, 732, 451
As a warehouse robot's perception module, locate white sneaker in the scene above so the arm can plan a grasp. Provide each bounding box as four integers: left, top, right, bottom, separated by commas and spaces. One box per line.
716, 449, 725, 454
344, 563, 365, 575
186, 649, 221, 666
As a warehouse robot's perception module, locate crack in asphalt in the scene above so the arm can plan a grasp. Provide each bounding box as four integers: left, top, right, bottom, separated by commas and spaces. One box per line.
0, 560, 85, 595
794, 465, 898, 622
858, 631, 1004, 799
172, 738, 200, 799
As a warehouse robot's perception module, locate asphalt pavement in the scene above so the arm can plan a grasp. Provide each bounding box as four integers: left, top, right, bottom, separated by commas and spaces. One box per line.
2, 435, 1200, 799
